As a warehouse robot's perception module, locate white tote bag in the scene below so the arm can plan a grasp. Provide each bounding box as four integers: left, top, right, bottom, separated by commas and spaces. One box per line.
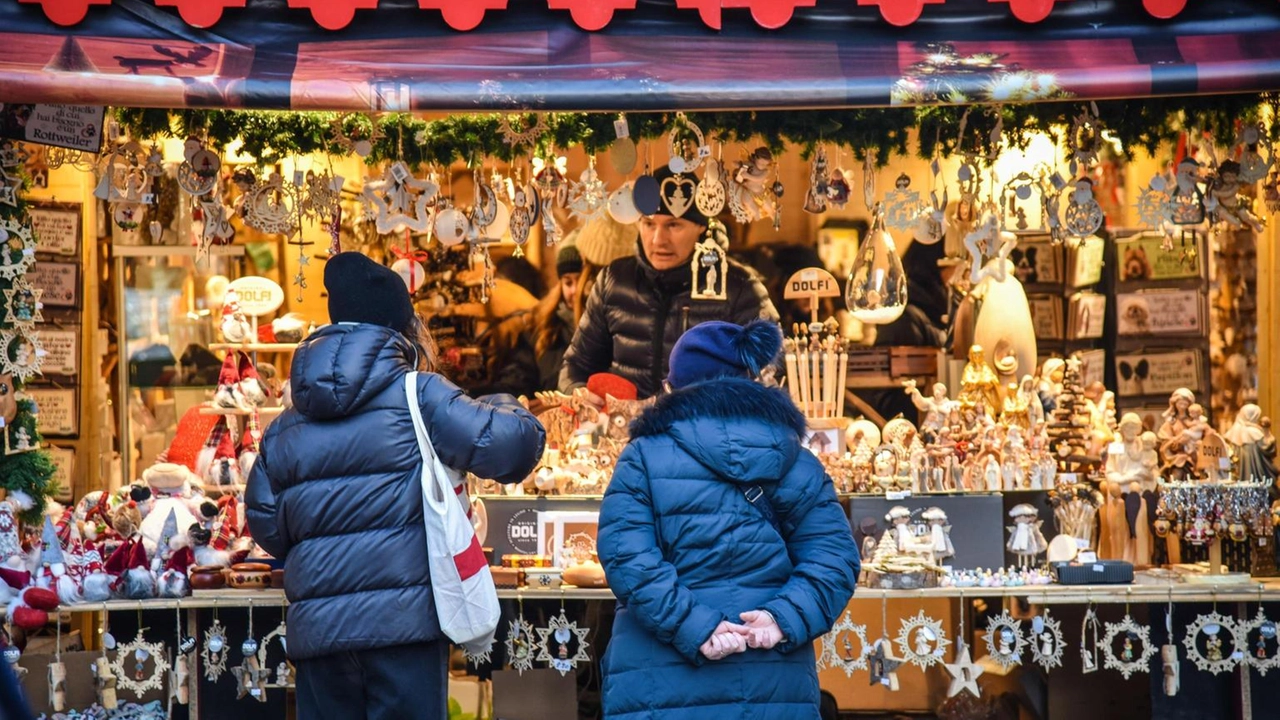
405, 371, 500, 661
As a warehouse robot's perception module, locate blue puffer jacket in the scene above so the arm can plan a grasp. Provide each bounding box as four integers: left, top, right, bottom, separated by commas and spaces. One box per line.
245, 324, 545, 660
597, 378, 860, 720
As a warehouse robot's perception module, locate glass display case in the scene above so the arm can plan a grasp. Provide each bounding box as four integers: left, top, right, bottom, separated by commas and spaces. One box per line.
113, 244, 247, 485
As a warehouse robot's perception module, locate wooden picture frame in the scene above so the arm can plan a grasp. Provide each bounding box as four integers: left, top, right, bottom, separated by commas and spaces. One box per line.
23, 385, 78, 437
26, 261, 80, 309
35, 325, 78, 378
26, 201, 83, 258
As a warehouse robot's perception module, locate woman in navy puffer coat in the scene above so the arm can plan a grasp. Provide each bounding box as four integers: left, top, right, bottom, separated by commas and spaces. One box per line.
246, 253, 545, 720
597, 320, 860, 720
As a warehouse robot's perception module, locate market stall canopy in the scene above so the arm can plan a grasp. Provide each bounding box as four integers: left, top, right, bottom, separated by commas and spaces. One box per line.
3, 0, 1280, 111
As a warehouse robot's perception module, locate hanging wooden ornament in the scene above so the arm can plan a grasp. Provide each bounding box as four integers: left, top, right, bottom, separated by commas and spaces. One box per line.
533, 155, 569, 208
1068, 103, 1102, 177
301, 170, 344, 226
363, 162, 438, 235
202, 616, 229, 681
691, 220, 729, 301
244, 173, 302, 237
982, 610, 1026, 671
661, 171, 697, 219
1240, 605, 1280, 675
1028, 611, 1065, 672
1, 331, 44, 385
232, 656, 269, 703
1064, 178, 1104, 237
498, 114, 548, 151
1080, 604, 1101, 674
1236, 123, 1273, 184
913, 156, 948, 245
820, 611, 872, 676
110, 630, 171, 698
94, 140, 149, 203
1160, 597, 1179, 696
535, 608, 591, 677
198, 195, 236, 256
0, 170, 18, 207
0, 217, 36, 280
695, 158, 727, 218
867, 638, 903, 691
896, 610, 952, 669
171, 608, 192, 706
177, 138, 221, 197
3, 277, 42, 329
506, 596, 540, 676
48, 619, 66, 711
944, 641, 983, 698
667, 113, 706, 175
1102, 612, 1156, 679
258, 620, 291, 689
0, 140, 25, 169
568, 160, 608, 222
883, 173, 924, 231
94, 655, 119, 710
329, 113, 385, 158
1136, 175, 1174, 229
1169, 158, 1207, 225
1182, 611, 1244, 675
1000, 171, 1041, 232
803, 146, 829, 214
610, 115, 637, 176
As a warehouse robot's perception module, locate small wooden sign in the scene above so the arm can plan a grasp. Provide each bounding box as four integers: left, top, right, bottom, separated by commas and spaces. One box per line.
227, 276, 285, 317
1196, 431, 1229, 480
784, 267, 840, 324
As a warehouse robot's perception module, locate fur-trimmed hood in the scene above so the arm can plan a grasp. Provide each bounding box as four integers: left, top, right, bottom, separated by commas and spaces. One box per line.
630, 378, 806, 485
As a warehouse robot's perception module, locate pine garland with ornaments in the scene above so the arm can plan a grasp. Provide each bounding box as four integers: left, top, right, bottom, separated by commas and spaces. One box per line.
111, 92, 1278, 169
0, 161, 57, 527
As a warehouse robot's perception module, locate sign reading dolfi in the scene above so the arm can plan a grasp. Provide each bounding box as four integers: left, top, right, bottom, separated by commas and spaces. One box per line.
227, 276, 284, 317
505, 507, 540, 555
0, 104, 105, 153
784, 267, 840, 299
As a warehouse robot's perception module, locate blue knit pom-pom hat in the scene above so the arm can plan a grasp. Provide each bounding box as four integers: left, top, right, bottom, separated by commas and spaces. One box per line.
666, 320, 783, 390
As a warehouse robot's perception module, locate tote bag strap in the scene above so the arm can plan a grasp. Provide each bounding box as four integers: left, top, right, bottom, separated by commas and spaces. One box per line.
405, 372, 452, 514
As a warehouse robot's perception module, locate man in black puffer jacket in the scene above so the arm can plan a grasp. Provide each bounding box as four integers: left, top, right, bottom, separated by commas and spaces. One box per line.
246, 253, 545, 720
559, 168, 778, 399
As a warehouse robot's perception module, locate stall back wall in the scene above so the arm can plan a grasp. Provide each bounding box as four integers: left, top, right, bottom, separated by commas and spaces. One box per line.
3, 0, 1280, 111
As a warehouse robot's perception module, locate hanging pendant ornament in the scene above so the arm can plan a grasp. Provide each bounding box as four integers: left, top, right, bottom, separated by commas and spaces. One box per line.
1136, 174, 1174, 229
660, 169, 697, 219
1161, 598, 1179, 696
1028, 611, 1065, 672
1170, 157, 1207, 225
177, 138, 221, 197
109, 631, 170, 697
1081, 604, 1101, 673
0, 217, 37, 280
610, 115, 637, 175
258, 620, 289, 689
1, 330, 46, 385
232, 655, 269, 703
1064, 177, 1104, 237
1103, 612, 1156, 679
4, 275, 44, 329
1182, 611, 1243, 675
533, 155, 569, 209
820, 610, 872, 676
944, 641, 984, 698
1241, 605, 1280, 675
507, 174, 538, 248
202, 617, 229, 681
667, 112, 706, 175
1236, 123, 1273, 183
609, 181, 643, 224
867, 638, 903, 691
568, 159, 607, 223
506, 598, 540, 676
94, 140, 149, 203
1068, 103, 1102, 177
94, 610, 118, 710
499, 114, 548, 153
1001, 171, 1041, 233
696, 157, 728, 218
803, 146, 830, 214
691, 219, 729, 301
895, 610, 952, 669
301, 170, 345, 228
329, 114, 384, 158
535, 608, 591, 677
982, 610, 1027, 671
883, 173, 924, 231
468, 170, 501, 238
363, 162, 439, 235
914, 153, 948, 245
846, 210, 908, 325
541, 196, 562, 246
197, 195, 236, 258
170, 608, 190, 706
731, 147, 777, 224
48, 618, 66, 711
243, 172, 301, 237
1, 641, 21, 681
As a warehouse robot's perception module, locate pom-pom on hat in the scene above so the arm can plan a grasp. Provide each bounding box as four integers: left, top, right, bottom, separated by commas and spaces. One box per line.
324, 252, 416, 335
666, 320, 782, 390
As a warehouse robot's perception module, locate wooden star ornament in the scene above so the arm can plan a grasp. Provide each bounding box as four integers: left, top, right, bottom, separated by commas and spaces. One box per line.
944, 641, 984, 698
362, 162, 439, 234
868, 638, 902, 691
231, 655, 269, 703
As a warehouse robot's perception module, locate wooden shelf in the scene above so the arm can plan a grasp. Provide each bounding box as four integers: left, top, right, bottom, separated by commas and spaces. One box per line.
209, 343, 299, 353
199, 406, 286, 417
112, 244, 245, 258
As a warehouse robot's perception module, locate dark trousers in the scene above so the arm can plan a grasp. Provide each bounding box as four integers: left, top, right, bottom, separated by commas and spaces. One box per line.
295, 640, 449, 720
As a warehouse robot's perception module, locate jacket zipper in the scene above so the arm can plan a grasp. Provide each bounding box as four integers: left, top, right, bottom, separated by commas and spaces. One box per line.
681, 306, 690, 334
651, 292, 671, 393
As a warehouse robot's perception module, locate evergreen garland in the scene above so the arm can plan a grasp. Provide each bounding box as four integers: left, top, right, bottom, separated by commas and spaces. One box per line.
112, 92, 1277, 168
0, 173, 59, 526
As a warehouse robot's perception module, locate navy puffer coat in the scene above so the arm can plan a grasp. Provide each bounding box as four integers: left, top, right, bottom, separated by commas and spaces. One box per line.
245, 324, 545, 660
597, 378, 860, 720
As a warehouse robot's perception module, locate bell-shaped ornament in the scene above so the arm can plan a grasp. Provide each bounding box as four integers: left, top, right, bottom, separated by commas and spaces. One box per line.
845, 223, 908, 325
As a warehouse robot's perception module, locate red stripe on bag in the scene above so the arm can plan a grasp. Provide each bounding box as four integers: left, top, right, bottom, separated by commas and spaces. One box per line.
454, 535, 487, 581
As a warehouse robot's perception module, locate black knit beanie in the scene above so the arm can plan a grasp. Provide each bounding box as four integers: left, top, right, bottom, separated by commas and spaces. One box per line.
324, 252, 416, 335
556, 245, 584, 277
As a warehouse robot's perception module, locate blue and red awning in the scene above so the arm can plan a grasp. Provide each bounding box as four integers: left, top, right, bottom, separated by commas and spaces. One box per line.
2, 0, 1279, 111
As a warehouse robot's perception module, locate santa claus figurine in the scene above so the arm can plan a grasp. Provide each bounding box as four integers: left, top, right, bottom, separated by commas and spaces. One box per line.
219, 288, 253, 344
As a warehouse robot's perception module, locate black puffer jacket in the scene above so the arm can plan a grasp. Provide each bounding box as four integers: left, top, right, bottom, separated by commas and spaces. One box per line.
559, 250, 777, 399
245, 324, 545, 660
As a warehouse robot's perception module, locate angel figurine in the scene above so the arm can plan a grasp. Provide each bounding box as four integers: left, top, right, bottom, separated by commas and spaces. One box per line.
1006, 503, 1047, 568
1207, 160, 1265, 232
922, 507, 955, 563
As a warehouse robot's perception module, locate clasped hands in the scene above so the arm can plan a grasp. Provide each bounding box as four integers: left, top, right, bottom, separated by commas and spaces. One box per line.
698, 611, 785, 661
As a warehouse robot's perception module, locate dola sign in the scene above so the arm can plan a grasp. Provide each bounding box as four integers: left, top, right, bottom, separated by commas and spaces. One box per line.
227, 276, 285, 317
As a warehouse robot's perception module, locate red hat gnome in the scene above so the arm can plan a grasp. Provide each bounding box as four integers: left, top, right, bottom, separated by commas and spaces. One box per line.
237, 353, 266, 408
205, 425, 244, 489
213, 352, 249, 411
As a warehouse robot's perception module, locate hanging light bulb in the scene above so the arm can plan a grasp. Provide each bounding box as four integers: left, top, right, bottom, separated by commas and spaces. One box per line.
845, 213, 908, 325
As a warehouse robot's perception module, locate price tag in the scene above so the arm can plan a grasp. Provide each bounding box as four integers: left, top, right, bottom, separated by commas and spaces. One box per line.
251, 688, 261, 698
1075, 538, 1091, 549
614, 118, 630, 139
697, 145, 711, 158
293, 170, 306, 187
1091, 563, 1105, 573
390, 163, 410, 183
886, 490, 912, 501
141, 193, 155, 205
1078, 551, 1098, 563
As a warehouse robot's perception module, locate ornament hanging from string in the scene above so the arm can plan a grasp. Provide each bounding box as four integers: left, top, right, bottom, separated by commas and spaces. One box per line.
506, 594, 540, 676
896, 609, 951, 669
1102, 603, 1156, 679
982, 609, 1026, 671
944, 595, 983, 698
1081, 601, 1100, 673
535, 596, 591, 677
109, 614, 170, 698
1028, 609, 1065, 672
869, 596, 903, 691
202, 605, 229, 681
819, 610, 872, 677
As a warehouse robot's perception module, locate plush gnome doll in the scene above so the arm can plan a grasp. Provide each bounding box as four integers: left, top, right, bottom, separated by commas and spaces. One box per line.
237, 353, 267, 408
220, 288, 253, 343
104, 501, 154, 597
155, 510, 191, 598
0, 502, 60, 629
213, 352, 250, 411
138, 463, 203, 558
34, 515, 67, 591
205, 428, 244, 488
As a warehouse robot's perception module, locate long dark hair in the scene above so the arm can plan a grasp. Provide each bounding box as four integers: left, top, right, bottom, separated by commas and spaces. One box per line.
402, 314, 439, 373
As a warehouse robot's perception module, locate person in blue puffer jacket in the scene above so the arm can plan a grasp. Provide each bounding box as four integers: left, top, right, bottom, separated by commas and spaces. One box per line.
597, 319, 860, 720
246, 252, 545, 720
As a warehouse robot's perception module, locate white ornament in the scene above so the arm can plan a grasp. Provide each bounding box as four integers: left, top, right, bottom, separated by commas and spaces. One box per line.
1240, 607, 1280, 676
0, 217, 36, 280
392, 258, 427, 293
883, 174, 924, 231
1065, 180, 1104, 237
983, 611, 1027, 671
1029, 611, 1065, 672
895, 610, 952, 669
3, 278, 43, 329
667, 114, 706, 175
177, 145, 221, 197
1136, 176, 1173, 228
819, 611, 872, 676
244, 173, 301, 238
109, 631, 170, 697
535, 610, 590, 677
1182, 611, 1243, 675
362, 162, 439, 235
1102, 613, 1156, 679
434, 205, 470, 247
568, 164, 608, 223
944, 642, 984, 698
608, 183, 642, 224
1, 330, 44, 383
695, 159, 728, 218
202, 619, 229, 681
505, 617, 540, 675
258, 621, 290, 688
